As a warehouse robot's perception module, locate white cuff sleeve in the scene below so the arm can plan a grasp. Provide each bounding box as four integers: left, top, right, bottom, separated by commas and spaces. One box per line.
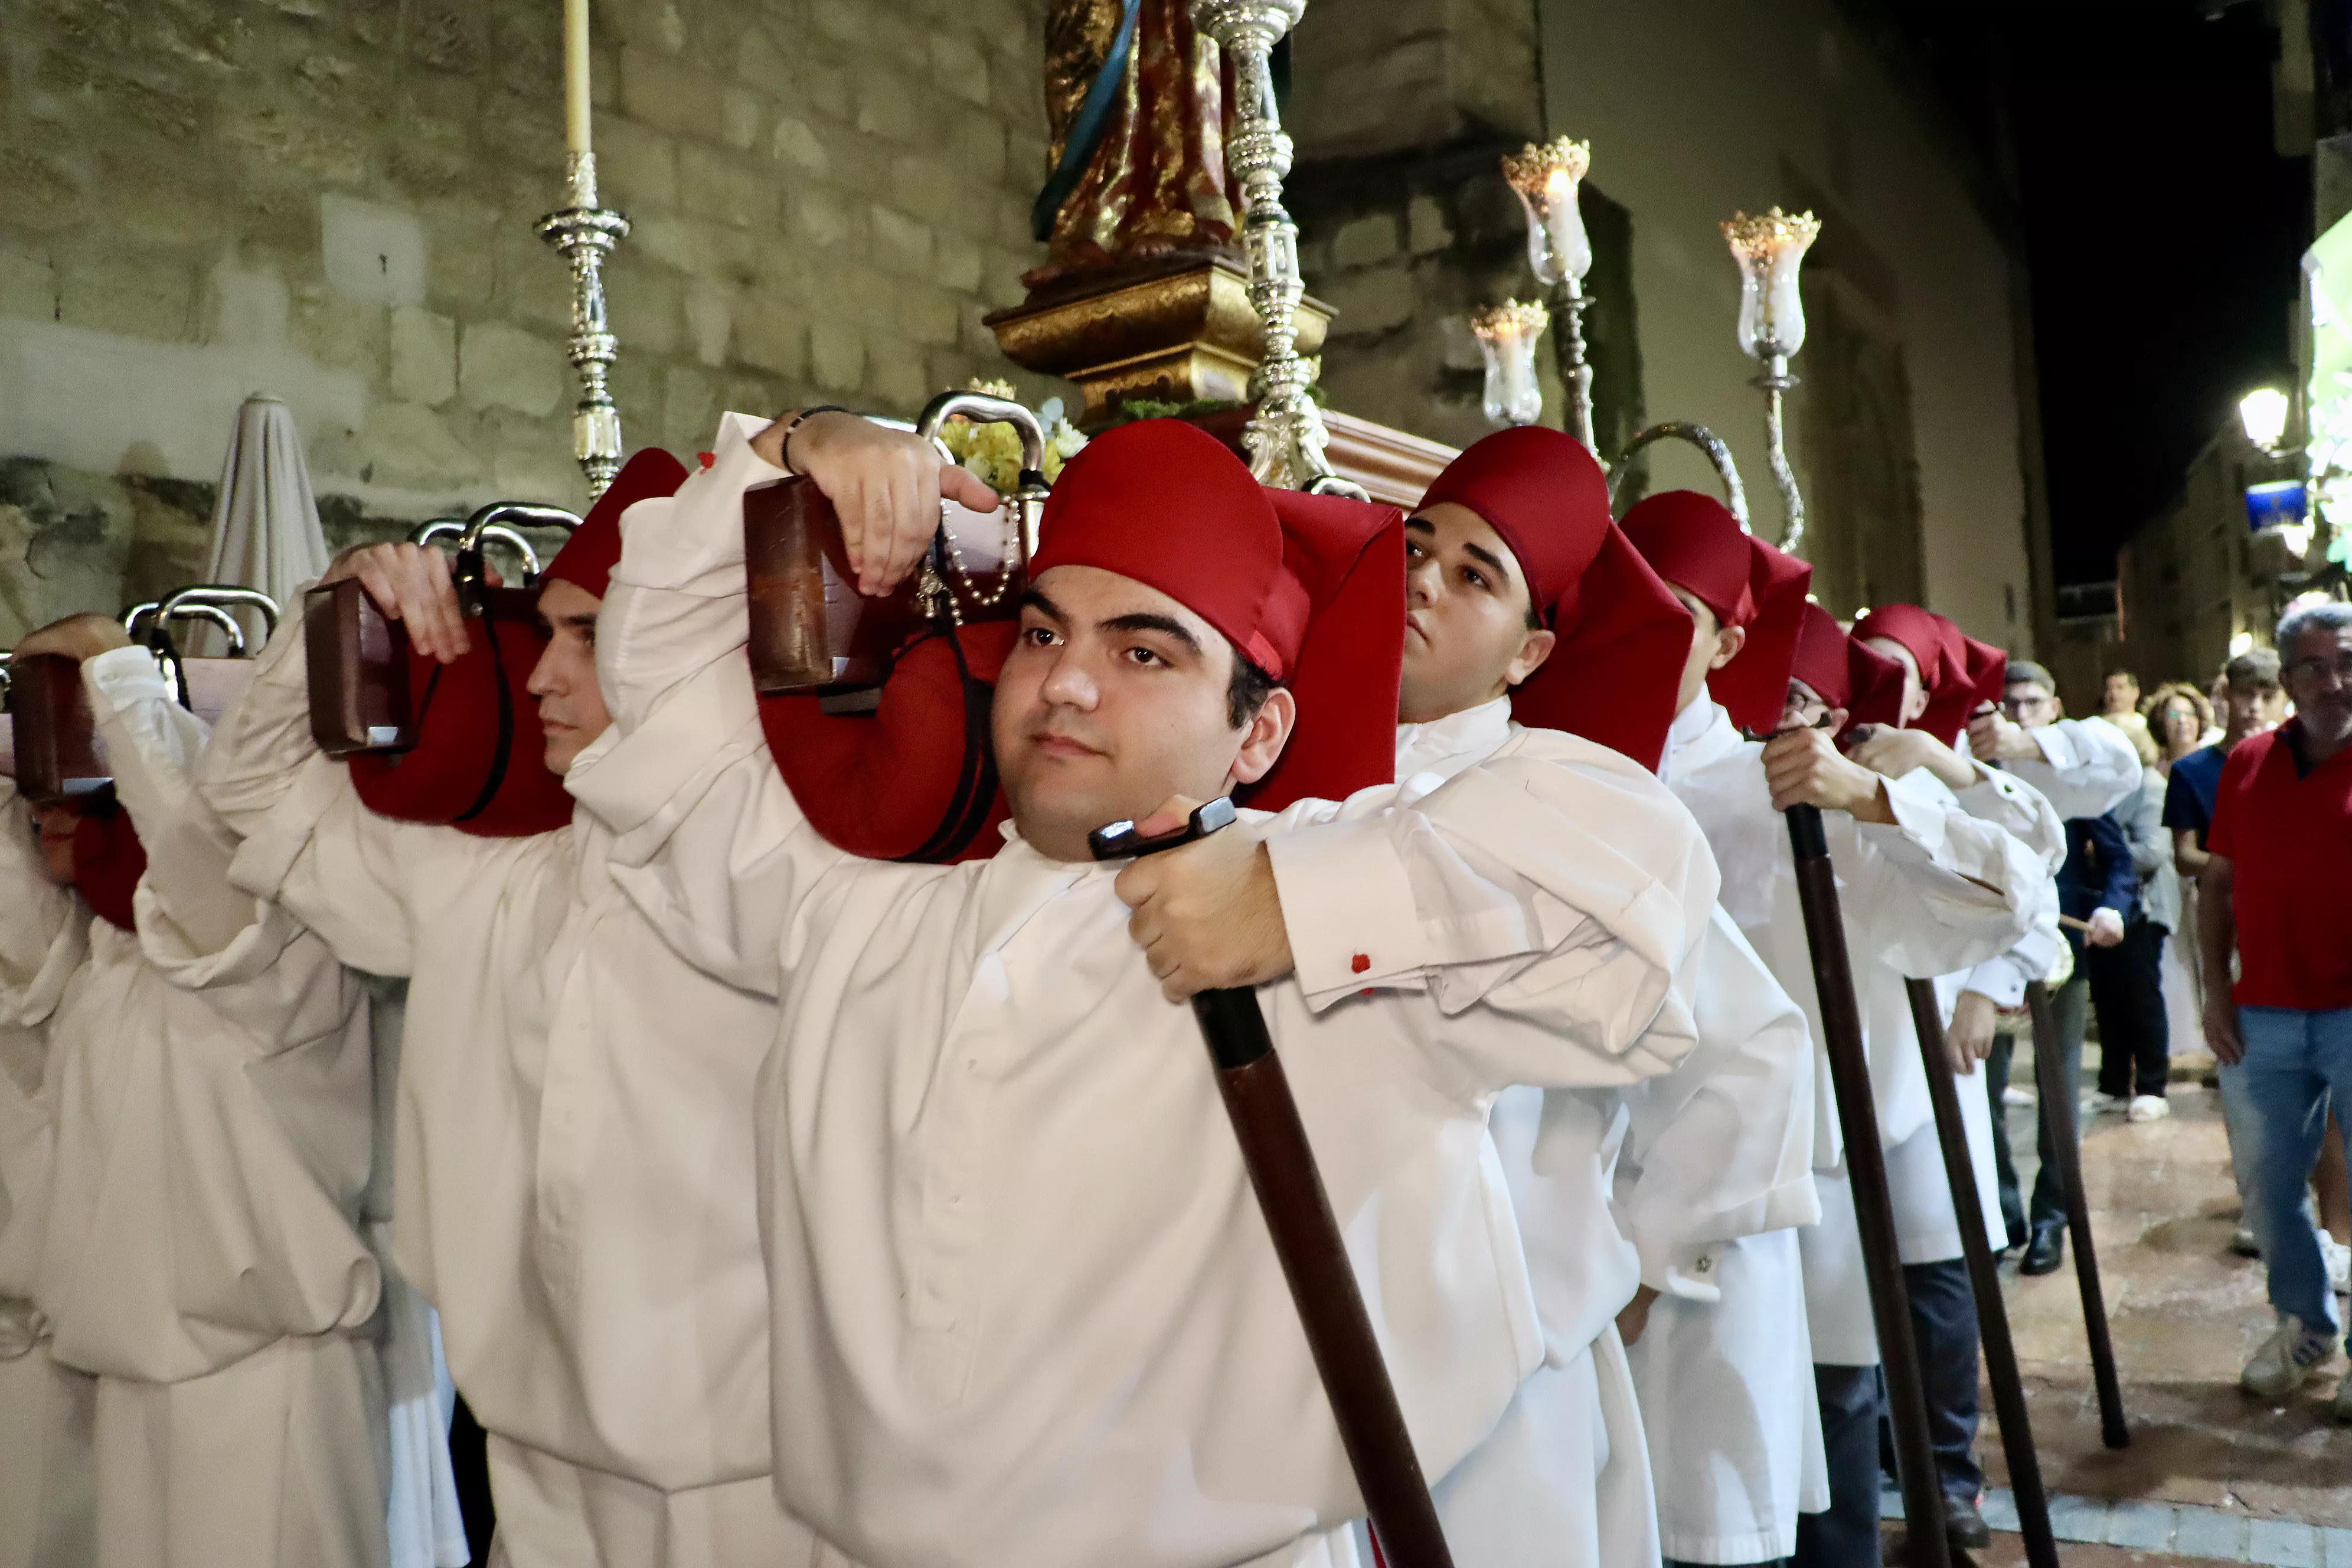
1266, 815, 1428, 1010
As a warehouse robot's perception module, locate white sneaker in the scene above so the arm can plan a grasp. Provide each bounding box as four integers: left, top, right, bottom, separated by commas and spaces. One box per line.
2324, 1232, 2351, 1295
2003, 1086, 2037, 1108
2127, 1095, 2171, 1123
2085, 1090, 2129, 1115
2242, 1313, 2335, 1398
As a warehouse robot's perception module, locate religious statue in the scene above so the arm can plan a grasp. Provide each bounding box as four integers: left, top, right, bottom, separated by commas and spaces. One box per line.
1026, 0, 1240, 292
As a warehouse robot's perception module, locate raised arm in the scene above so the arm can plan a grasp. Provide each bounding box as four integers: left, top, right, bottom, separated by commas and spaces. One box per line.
194, 612, 442, 979
1986, 714, 2142, 820
1257, 735, 1719, 1089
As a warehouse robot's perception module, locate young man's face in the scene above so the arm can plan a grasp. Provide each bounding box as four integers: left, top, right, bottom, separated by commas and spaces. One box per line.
2102, 672, 2138, 714
993, 564, 1294, 862
1782, 677, 1846, 737
2223, 677, 2287, 740
1398, 502, 1554, 724
2001, 678, 2060, 731
1666, 584, 1745, 717
526, 578, 612, 774
2282, 625, 2352, 743
28, 803, 76, 887
1860, 636, 1930, 726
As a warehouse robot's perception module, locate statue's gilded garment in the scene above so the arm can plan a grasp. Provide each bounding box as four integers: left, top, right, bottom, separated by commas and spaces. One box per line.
1030, 0, 1237, 288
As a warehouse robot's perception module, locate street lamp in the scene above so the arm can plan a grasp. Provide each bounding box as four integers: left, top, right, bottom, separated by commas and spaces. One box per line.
2239, 387, 2291, 453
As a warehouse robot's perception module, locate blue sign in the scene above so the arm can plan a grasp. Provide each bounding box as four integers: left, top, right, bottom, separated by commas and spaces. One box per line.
2246, 481, 2308, 532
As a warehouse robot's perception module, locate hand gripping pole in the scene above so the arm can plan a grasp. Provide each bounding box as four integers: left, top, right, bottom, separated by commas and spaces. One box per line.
1783, 802, 1951, 1568
1093, 800, 1454, 1568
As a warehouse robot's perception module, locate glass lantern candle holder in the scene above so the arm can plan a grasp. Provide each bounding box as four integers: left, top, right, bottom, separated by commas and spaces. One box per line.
1501, 137, 1592, 289
1472, 300, 1550, 428
1723, 207, 1821, 359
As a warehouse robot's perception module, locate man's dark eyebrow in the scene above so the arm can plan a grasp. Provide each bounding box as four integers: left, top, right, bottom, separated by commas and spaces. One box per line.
1460, 540, 1515, 583
1404, 515, 1435, 533
1100, 612, 1201, 654
1020, 586, 1065, 622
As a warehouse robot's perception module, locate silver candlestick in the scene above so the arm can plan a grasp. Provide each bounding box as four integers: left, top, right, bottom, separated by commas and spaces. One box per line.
535, 152, 632, 496
1502, 137, 1598, 456
1723, 207, 1819, 554
1190, 0, 1353, 495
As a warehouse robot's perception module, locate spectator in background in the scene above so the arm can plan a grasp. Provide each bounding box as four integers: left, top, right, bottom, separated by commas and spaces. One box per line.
2103, 669, 2155, 763
2204, 600, 2352, 1409
2086, 758, 2178, 1123
2144, 681, 2219, 772
1987, 661, 2138, 1277
2169, 650, 2292, 1258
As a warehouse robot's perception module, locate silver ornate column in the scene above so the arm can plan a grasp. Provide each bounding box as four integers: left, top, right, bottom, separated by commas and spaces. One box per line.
1502, 137, 1598, 455
1190, 0, 1346, 493
536, 153, 632, 496
1723, 207, 1818, 554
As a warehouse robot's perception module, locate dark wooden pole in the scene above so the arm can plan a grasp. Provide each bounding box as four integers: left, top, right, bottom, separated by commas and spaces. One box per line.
2024, 978, 2130, 1448
1903, 979, 2059, 1567
1785, 804, 1952, 1568
1095, 803, 1453, 1567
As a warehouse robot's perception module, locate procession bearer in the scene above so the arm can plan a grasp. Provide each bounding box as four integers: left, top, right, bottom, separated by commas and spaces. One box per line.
1388, 434, 1821, 1568
12, 613, 383, 1568
0, 628, 103, 1568
195, 464, 867, 1568
567, 410, 1723, 1568
1628, 560, 2059, 1565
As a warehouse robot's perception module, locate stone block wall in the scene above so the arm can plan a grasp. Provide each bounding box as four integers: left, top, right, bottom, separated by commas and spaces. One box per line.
0, 0, 1057, 642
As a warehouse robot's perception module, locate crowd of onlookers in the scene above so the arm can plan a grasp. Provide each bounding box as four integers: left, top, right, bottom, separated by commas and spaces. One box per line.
1987, 601, 2352, 1403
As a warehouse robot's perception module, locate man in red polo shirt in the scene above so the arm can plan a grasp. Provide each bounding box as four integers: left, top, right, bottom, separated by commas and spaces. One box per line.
2202, 600, 2352, 1411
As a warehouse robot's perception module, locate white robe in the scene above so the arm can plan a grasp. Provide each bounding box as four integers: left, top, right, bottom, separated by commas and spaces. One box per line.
1394, 701, 1822, 1565
0, 781, 97, 1568
31, 647, 385, 1568
197, 615, 822, 1568
1661, 698, 2059, 1366
564, 421, 1721, 1568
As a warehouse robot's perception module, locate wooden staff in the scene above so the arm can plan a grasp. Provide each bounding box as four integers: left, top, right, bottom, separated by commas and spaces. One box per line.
1903, 979, 2059, 1567
2024, 977, 2130, 1448
1784, 803, 1952, 1568
1094, 801, 1453, 1568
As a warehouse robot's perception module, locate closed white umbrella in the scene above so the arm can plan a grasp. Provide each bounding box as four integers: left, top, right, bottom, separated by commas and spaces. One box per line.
187, 394, 330, 654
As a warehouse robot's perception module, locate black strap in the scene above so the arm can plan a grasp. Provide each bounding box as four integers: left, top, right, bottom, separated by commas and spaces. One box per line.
898, 629, 1001, 864
451, 615, 515, 824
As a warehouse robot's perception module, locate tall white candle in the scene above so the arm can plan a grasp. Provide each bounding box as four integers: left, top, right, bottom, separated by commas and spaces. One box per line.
564, 0, 592, 158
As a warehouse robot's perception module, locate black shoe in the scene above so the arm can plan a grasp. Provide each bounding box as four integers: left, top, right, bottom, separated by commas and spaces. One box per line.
1943, 1491, 1994, 1549
2021, 1223, 2066, 1275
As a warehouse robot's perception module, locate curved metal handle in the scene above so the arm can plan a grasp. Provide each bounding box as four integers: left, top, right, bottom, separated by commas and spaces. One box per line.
1305, 472, 1371, 503
122, 600, 162, 640
1609, 421, 1749, 528
917, 389, 1051, 564
917, 390, 1047, 478
411, 518, 548, 579
452, 502, 582, 613
456, 501, 582, 556
160, 584, 281, 641
160, 602, 247, 655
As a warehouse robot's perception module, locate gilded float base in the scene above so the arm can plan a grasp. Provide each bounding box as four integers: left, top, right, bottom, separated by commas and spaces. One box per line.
985, 254, 1332, 430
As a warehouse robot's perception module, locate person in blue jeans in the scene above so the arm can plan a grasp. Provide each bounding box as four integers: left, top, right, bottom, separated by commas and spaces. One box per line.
2201, 601, 2352, 1411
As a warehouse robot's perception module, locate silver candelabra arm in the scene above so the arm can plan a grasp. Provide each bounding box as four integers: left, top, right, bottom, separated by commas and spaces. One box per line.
1753, 345, 1804, 554
1609, 421, 1749, 527
535, 152, 632, 498
1190, 0, 1344, 494
1554, 277, 1597, 456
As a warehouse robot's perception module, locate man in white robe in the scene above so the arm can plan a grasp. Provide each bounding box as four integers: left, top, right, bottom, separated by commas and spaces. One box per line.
0, 723, 99, 1568
1385, 447, 1818, 1568
1756, 603, 2062, 1560
566, 411, 1721, 1568
11, 615, 385, 1568
195, 459, 858, 1568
